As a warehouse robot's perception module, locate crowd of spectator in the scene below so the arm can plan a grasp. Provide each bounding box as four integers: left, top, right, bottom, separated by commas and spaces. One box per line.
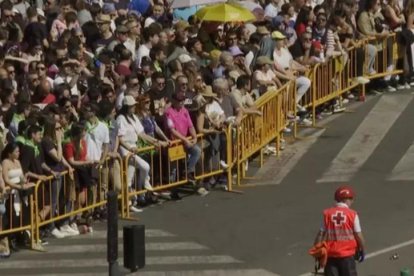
0, 0, 411, 258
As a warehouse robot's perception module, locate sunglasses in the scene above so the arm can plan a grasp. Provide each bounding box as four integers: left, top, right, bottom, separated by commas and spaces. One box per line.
55, 126, 62, 130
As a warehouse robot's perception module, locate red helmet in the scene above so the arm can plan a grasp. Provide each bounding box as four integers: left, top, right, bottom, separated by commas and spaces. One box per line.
334, 186, 355, 201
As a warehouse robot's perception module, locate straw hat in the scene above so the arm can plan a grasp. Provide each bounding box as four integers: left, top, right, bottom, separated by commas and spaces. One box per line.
256, 56, 273, 66
256, 26, 270, 35
200, 86, 217, 99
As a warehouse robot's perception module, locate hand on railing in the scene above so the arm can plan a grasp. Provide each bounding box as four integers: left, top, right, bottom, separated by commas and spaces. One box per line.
21, 182, 36, 190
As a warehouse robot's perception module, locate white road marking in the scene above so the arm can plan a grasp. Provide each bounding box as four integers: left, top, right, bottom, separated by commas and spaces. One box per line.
388, 140, 414, 180
43, 242, 207, 253
0, 255, 241, 269
317, 95, 412, 183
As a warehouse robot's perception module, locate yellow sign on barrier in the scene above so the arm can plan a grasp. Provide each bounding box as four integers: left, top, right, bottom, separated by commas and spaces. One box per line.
168, 145, 186, 161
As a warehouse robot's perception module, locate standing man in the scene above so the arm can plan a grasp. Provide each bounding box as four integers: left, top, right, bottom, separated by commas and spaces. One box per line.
313, 186, 365, 276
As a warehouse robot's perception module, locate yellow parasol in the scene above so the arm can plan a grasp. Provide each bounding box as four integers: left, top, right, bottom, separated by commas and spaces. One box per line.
195, 3, 256, 22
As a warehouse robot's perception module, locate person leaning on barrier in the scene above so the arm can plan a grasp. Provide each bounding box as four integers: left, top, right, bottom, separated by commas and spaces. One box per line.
0, 160, 11, 258
1, 142, 36, 252
230, 75, 262, 116
41, 116, 77, 239
313, 186, 365, 276
82, 103, 110, 220
212, 78, 243, 126
164, 92, 202, 187
116, 95, 168, 213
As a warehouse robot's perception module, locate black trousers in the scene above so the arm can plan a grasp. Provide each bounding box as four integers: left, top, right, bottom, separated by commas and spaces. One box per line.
324, 256, 357, 276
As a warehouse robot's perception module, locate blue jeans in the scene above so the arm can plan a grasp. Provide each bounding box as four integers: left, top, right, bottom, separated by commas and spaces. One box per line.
185, 144, 201, 174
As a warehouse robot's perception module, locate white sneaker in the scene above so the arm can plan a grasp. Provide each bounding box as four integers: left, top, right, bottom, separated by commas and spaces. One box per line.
130, 206, 143, 213
387, 85, 397, 92
342, 98, 349, 104
197, 187, 209, 197
369, 69, 377, 75
347, 93, 355, 99
297, 105, 306, 112
405, 83, 411, 89
397, 84, 406, 90
333, 106, 346, 113
144, 181, 153, 191
51, 228, 66, 239
299, 118, 312, 126
60, 224, 79, 236
70, 223, 80, 235
283, 127, 291, 133
220, 160, 228, 169
355, 77, 370, 84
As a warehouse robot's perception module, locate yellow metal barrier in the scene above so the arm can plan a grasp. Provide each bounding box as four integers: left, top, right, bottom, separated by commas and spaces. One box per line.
31, 155, 123, 248
0, 192, 35, 247
122, 131, 232, 219
235, 83, 294, 186
364, 34, 402, 79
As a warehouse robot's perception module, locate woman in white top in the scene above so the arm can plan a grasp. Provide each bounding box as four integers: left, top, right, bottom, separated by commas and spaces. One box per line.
1, 142, 36, 254
272, 31, 311, 113
117, 96, 168, 212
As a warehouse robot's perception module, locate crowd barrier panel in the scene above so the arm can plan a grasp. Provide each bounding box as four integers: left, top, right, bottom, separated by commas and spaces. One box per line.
364, 34, 402, 79
0, 193, 35, 248
235, 83, 294, 186
122, 130, 233, 219
30, 155, 123, 248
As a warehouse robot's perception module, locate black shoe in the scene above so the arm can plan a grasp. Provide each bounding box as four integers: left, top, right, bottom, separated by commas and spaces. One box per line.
9, 239, 19, 253
170, 191, 182, 201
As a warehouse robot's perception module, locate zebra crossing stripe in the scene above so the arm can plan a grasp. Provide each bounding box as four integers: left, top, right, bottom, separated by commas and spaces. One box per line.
388, 140, 414, 181
0, 255, 241, 269
41, 242, 208, 253
317, 95, 412, 183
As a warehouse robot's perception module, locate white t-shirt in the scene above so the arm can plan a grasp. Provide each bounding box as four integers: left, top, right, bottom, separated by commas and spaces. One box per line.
116, 114, 144, 156
136, 44, 150, 68
86, 121, 110, 161
273, 47, 293, 70
205, 100, 224, 124
264, 3, 279, 18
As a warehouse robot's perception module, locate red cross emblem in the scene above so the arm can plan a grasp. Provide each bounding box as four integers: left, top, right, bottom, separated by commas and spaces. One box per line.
331, 211, 346, 226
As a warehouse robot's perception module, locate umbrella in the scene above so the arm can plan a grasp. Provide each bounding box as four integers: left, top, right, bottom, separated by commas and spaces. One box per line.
195, 3, 256, 22
171, 0, 226, 9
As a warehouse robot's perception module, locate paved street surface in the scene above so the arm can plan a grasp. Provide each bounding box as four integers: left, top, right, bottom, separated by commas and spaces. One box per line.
2, 91, 414, 275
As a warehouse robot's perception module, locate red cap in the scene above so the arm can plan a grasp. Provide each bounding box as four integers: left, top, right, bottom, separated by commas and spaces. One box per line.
334, 186, 355, 201
312, 40, 322, 51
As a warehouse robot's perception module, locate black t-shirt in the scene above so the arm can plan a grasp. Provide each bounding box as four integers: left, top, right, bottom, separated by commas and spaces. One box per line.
41, 137, 65, 172
23, 22, 47, 48
289, 40, 305, 61
20, 142, 45, 175
94, 35, 115, 51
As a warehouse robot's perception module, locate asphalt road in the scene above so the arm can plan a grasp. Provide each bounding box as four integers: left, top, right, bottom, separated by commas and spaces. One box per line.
2, 91, 414, 276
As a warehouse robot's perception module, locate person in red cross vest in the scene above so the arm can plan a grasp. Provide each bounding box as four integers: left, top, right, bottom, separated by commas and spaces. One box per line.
313, 185, 366, 276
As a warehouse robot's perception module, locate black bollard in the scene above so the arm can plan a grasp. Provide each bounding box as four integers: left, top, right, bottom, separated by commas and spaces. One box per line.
107, 191, 119, 276
123, 225, 145, 272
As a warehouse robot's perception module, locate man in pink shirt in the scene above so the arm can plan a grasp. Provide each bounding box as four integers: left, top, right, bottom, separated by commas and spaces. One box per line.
164, 92, 200, 183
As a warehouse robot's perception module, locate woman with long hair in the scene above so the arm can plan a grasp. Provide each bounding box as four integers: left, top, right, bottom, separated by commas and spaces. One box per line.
64, 123, 96, 221
117, 95, 168, 212
41, 117, 77, 237
1, 142, 36, 253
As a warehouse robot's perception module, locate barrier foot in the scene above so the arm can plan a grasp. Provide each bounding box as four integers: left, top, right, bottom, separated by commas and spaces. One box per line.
31, 242, 46, 252
121, 216, 140, 222
225, 189, 244, 194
